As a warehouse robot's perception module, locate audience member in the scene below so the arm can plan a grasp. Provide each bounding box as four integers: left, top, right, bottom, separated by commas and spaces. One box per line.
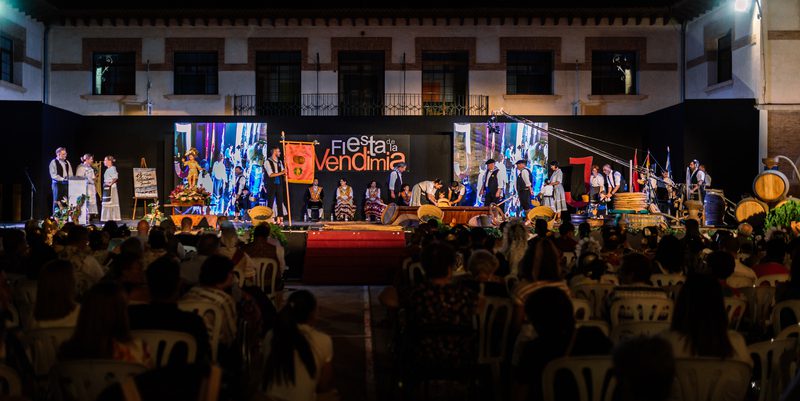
31, 259, 80, 329
175, 217, 199, 247
707, 251, 741, 298
89, 229, 111, 266
459, 249, 506, 298
613, 336, 675, 401
181, 255, 237, 347
496, 221, 529, 277
59, 225, 106, 296
142, 228, 169, 268
753, 238, 790, 278
608, 252, 667, 304
180, 234, 220, 284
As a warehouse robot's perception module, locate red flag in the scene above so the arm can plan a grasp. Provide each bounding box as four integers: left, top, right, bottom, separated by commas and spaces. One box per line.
632, 149, 640, 192
284, 142, 315, 184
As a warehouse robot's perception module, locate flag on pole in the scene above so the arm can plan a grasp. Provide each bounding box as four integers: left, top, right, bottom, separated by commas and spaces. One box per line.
632, 149, 640, 192
665, 146, 672, 179
645, 150, 651, 172
283, 141, 316, 184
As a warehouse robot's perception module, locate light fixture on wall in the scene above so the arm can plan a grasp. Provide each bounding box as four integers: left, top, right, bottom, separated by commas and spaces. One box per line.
734, 0, 762, 19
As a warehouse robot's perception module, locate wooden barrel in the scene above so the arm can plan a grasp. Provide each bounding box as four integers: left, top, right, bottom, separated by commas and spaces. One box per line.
735, 198, 768, 223
774, 196, 800, 210
754, 170, 789, 203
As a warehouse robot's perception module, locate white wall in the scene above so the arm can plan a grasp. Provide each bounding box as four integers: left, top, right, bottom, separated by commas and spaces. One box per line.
0, 6, 44, 101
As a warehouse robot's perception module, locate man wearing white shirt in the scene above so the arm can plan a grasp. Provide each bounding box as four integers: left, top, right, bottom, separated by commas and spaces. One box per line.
49, 147, 73, 213
264, 147, 287, 224
211, 153, 228, 199
410, 179, 443, 206
688, 160, 705, 201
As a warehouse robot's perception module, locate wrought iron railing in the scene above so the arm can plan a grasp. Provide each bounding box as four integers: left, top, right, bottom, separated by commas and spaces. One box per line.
232, 93, 490, 116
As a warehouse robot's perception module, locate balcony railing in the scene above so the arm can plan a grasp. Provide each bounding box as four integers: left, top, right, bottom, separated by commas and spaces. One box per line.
232, 93, 489, 116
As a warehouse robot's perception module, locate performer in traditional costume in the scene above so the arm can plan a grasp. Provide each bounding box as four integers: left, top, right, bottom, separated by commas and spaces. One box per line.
447, 181, 465, 206
101, 155, 121, 222
211, 153, 227, 199
543, 160, 566, 221
410, 179, 443, 206
49, 147, 73, 213
75, 154, 98, 218
387, 162, 406, 204
364, 180, 385, 221
264, 147, 287, 225
479, 159, 505, 206
232, 166, 250, 221
687, 159, 705, 202
399, 184, 412, 206
601, 164, 624, 209
335, 178, 356, 221
589, 165, 605, 203
656, 169, 675, 214
515, 159, 533, 216
304, 178, 324, 222
182, 148, 203, 189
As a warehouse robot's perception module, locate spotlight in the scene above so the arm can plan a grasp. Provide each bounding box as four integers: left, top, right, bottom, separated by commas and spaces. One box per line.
734, 0, 750, 12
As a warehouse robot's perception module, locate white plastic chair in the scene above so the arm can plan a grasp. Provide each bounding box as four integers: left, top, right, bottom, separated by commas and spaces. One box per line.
672, 358, 752, 401
542, 356, 616, 401
771, 300, 800, 336
53, 359, 147, 401
724, 297, 747, 330
12, 278, 37, 329
178, 301, 224, 362
476, 296, 512, 401
407, 262, 426, 287
609, 321, 670, 344
650, 273, 686, 287
504, 274, 519, 296
251, 257, 280, 298
740, 286, 778, 329
574, 283, 616, 320
131, 329, 198, 368
727, 275, 755, 289
572, 298, 591, 321
599, 275, 619, 286
562, 251, 577, 271
609, 298, 673, 328
24, 327, 74, 378
756, 274, 790, 287
0, 363, 22, 397
748, 338, 798, 401
577, 320, 610, 337
777, 324, 800, 339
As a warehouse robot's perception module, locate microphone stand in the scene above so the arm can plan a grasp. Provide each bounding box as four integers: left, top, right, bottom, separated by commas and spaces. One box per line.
24, 167, 36, 220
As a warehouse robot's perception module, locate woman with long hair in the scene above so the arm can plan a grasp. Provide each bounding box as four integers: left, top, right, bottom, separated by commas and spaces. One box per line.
263, 290, 333, 401
497, 221, 529, 277
364, 180, 385, 222
511, 238, 569, 328
59, 282, 150, 366
31, 259, 80, 329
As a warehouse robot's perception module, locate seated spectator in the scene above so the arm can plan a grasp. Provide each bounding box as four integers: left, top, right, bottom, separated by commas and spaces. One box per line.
135, 220, 150, 243
0, 229, 28, 276
613, 336, 675, 401
496, 221, 529, 277
59, 225, 106, 296
31, 259, 80, 329
180, 234, 220, 285
23, 223, 58, 279
512, 239, 569, 311
553, 221, 577, 254
608, 253, 667, 304
59, 282, 151, 367
600, 225, 627, 270
175, 217, 199, 248
158, 219, 185, 260
402, 243, 478, 370
242, 223, 287, 271
89, 230, 111, 267
661, 274, 751, 365
720, 237, 757, 286
116, 236, 144, 260
511, 287, 612, 401
262, 290, 333, 401
707, 251, 741, 298
106, 253, 149, 304
567, 252, 609, 288
218, 222, 256, 285
181, 255, 237, 347
458, 249, 506, 298
753, 238, 790, 278
142, 228, 169, 268
128, 256, 210, 363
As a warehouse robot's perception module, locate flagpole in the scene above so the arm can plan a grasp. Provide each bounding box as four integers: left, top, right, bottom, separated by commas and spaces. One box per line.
281, 131, 293, 226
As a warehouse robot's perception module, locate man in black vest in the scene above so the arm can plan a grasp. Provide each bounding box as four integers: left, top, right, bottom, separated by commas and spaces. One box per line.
515, 159, 533, 216
387, 162, 406, 204
49, 147, 73, 214
480, 158, 502, 206
264, 147, 287, 225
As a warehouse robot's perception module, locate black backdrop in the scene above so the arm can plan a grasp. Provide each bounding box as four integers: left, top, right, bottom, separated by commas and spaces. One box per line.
0, 99, 759, 221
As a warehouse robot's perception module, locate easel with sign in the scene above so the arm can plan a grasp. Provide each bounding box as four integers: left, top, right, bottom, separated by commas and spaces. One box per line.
132, 158, 158, 220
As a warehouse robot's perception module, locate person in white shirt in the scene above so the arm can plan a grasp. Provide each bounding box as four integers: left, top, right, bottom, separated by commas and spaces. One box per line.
687, 159, 706, 201
101, 156, 121, 222
387, 163, 407, 204
699, 164, 712, 188
447, 181, 466, 206
264, 147, 287, 225
263, 290, 334, 401
589, 165, 605, 203
515, 160, 533, 215
410, 179, 443, 206
75, 153, 98, 217
49, 147, 73, 213
601, 164, 623, 207
211, 153, 228, 199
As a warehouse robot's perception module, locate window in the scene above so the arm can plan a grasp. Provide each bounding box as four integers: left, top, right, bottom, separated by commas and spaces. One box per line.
92, 52, 135, 95
591, 51, 637, 95
0, 35, 13, 83
421, 51, 468, 115
174, 52, 218, 95
338, 51, 385, 116
506, 51, 553, 95
255, 51, 301, 116
716, 30, 733, 84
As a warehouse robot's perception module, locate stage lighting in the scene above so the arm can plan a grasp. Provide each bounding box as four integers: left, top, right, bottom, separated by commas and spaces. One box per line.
734, 0, 749, 12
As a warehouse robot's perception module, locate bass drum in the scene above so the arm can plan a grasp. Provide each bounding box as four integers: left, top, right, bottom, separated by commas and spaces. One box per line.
380, 203, 399, 225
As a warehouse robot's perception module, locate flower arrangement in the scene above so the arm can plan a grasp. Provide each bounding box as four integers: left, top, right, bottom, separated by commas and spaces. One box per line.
53, 194, 89, 226
169, 184, 211, 205
765, 199, 800, 233
143, 201, 166, 225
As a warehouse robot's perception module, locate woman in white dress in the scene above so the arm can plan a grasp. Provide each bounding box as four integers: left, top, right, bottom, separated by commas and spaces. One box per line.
101, 155, 121, 221
543, 160, 566, 221
75, 154, 98, 217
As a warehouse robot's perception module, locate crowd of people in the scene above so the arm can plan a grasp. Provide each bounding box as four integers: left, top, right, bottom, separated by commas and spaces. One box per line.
0, 212, 799, 400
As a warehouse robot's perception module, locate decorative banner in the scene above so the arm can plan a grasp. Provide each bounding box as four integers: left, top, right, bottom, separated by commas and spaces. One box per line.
133, 168, 158, 198
284, 141, 316, 184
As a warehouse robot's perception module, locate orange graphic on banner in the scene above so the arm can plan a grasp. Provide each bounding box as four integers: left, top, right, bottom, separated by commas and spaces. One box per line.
284, 142, 316, 184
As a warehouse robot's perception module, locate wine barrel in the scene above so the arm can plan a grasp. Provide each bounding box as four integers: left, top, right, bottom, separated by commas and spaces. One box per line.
704, 189, 726, 227
736, 198, 769, 224
774, 196, 800, 210
754, 170, 789, 203
571, 214, 588, 225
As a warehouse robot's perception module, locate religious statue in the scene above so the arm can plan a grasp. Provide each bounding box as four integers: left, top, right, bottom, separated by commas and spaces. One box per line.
182, 148, 203, 189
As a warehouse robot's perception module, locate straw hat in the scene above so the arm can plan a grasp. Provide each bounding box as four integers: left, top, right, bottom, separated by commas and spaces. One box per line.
248, 206, 274, 225
417, 204, 444, 221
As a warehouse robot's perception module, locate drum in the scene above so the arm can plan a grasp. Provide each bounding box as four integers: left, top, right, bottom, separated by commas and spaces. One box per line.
380, 203, 399, 225
753, 170, 789, 203
703, 189, 726, 226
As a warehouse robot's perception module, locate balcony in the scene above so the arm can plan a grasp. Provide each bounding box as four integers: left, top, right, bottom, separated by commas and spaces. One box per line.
232, 93, 490, 116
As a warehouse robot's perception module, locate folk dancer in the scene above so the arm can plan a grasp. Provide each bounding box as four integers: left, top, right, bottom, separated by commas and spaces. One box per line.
211, 153, 227, 199
232, 166, 250, 221
264, 147, 287, 225
49, 147, 73, 213
656, 169, 675, 214
589, 165, 605, 203
447, 181, 465, 206
687, 159, 705, 202
399, 184, 412, 206
601, 164, 624, 209
479, 159, 505, 207
638, 168, 658, 204
515, 160, 534, 217
364, 181, 385, 221
543, 160, 567, 221
100, 156, 121, 222
387, 162, 407, 204
303, 178, 324, 222
335, 178, 356, 221
75, 154, 98, 218
410, 179, 443, 206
